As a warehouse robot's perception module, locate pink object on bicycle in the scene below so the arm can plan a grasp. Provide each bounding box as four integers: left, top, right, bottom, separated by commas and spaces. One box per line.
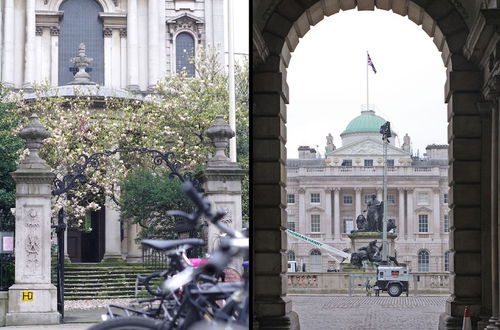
188, 258, 208, 267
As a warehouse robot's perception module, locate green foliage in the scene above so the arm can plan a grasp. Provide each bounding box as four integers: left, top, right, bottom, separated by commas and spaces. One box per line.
0, 84, 25, 213
119, 169, 194, 240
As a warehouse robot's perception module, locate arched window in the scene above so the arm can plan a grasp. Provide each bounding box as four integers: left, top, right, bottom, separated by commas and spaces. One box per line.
418, 250, 430, 272
287, 250, 295, 261
58, 0, 104, 85
309, 249, 322, 272
444, 251, 450, 272
176, 32, 195, 77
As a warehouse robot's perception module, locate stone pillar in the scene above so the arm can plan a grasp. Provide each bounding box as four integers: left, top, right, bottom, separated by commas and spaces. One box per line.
126, 222, 142, 262
333, 188, 340, 239
103, 196, 122, 262
2, 0, 15, 86
324, 188, 332, 237
298, 188, 306, 234
23, 0, 36, 89
104, 28, 113, 86
355, 187, 362, 219
50, 27, 59, 87
148, 0, 160, 88
120, 29, 127, 89
127, 0, 139, 91
407, 188, 414, 239
6, 114, 60, 325
203, 116, 246, 273
433, 188, 441, 240
398, 188, 406, 239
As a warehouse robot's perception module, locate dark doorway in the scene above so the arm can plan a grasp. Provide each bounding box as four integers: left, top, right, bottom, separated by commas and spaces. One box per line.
67, 208, 106, 262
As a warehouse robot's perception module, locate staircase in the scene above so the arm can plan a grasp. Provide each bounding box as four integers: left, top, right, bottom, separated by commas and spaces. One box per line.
64, 263, 160, 300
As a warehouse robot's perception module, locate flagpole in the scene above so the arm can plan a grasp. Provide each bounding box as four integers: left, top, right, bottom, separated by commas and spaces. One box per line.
366, 50, 369, 110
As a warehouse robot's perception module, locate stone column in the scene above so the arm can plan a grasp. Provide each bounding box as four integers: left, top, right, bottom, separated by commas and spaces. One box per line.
433, 188, 441, 240
333, 188, 340, 239
6, 114, 60, 325
355, 187, 362, 219
126, 223, 142, 262
103, 197, 122, 262
23, 0, 36, 89
127, 0, 139, 90
104, 28, 113, 86
298, 188, 306, 234
407, 188, 414, 239
50, 27, 59, 87
120, 29, 127, 89
2, 0, 15, 86
148, 0, 160, 88
398, 188, 406, 239
324, 188, 332, 237
203, 116, 246, 273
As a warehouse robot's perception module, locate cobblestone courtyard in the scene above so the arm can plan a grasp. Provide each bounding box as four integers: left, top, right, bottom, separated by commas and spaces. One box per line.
290, 295, 448, 330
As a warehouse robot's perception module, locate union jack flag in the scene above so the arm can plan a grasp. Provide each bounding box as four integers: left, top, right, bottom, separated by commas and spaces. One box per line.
367, 53, 377, 74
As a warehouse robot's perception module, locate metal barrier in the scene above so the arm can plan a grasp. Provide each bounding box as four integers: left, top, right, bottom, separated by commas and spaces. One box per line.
142, 247, 171, 271
0, 210, 15, 291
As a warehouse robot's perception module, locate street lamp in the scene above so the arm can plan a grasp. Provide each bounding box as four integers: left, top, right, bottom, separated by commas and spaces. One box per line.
380, 121, 391, 262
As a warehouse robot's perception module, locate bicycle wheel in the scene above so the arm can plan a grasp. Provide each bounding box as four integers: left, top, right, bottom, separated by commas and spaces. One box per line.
88, 316, 166, 330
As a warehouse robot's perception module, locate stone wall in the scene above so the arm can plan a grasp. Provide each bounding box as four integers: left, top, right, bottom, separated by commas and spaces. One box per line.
288, 272, 449, 295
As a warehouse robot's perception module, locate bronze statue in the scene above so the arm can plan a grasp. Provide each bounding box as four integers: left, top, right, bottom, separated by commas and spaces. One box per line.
350, 240, 383, 268
366, 194, 383, 232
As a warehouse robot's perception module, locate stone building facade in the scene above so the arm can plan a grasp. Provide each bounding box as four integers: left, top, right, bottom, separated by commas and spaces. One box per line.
0, 0, 226, 263
286, 109, 450, 273
0, 0, 225, 92
254, 1, 500, 329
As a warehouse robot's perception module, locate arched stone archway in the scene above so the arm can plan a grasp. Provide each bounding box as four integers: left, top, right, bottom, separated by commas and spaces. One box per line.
253, 1, 500, 329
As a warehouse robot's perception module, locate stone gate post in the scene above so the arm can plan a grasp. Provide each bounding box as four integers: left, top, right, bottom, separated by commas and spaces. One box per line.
202, 116, 246, 274
6, 114, 60, 325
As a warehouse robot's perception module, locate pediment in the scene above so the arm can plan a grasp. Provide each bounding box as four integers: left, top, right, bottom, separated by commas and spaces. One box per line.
306, 206, 324, 212
166, 13, 204, 25
329, 138, 411, 157
414, 206, 433, 213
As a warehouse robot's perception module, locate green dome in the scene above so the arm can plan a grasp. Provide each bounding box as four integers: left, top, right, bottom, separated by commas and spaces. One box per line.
341, 110, 388, 135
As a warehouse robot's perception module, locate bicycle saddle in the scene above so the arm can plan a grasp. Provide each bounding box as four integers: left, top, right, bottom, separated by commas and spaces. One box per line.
141, 238, 205, 251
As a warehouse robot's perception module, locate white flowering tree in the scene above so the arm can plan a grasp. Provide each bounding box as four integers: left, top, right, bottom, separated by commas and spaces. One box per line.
3, 48, 248, 230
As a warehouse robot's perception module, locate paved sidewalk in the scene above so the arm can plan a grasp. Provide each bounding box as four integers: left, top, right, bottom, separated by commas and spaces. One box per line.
2, 308, 104, 330
290, 294, 448, 330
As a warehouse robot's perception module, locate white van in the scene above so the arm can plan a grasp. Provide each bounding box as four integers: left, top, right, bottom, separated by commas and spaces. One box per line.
288, 261, 297, 273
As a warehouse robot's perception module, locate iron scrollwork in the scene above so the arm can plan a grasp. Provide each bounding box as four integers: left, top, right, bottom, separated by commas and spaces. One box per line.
51, 147, 201, 196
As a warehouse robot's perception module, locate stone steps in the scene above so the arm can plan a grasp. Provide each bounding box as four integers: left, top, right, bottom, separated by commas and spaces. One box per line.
63, 263, 160, 300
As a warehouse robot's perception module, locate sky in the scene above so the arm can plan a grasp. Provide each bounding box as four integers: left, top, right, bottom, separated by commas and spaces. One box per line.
223, 1, 249, 62
286, 9, 448, 159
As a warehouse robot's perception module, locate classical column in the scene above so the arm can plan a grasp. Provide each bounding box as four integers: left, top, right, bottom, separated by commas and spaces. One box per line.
324, 188, 333, 237
120, 29, 127, 89
35, 27, 42, 82
6, 114, 60, 325
103, 196, 122, 262
355, 187, 362, 219
433, 188, 441, 240
298, 188, 306, 234
127, 0, 139, 90
333, 188, 341, 239
126, 222, 142, 262
112, 29, 121, 88
23, 0, 36, 89
2, 0, 15, 86
103, 28, 113, 86
50, 27, 59, 87
397, 188, 406, 239
148, 0, 160, 88
203, 117, 246, 273
407, 188, 414, 239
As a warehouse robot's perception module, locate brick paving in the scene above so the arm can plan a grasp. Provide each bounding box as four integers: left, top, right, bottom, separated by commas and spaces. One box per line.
290, 295, 448, 330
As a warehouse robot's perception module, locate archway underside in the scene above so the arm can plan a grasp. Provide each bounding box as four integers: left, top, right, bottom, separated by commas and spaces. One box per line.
253, 1, 492, 330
